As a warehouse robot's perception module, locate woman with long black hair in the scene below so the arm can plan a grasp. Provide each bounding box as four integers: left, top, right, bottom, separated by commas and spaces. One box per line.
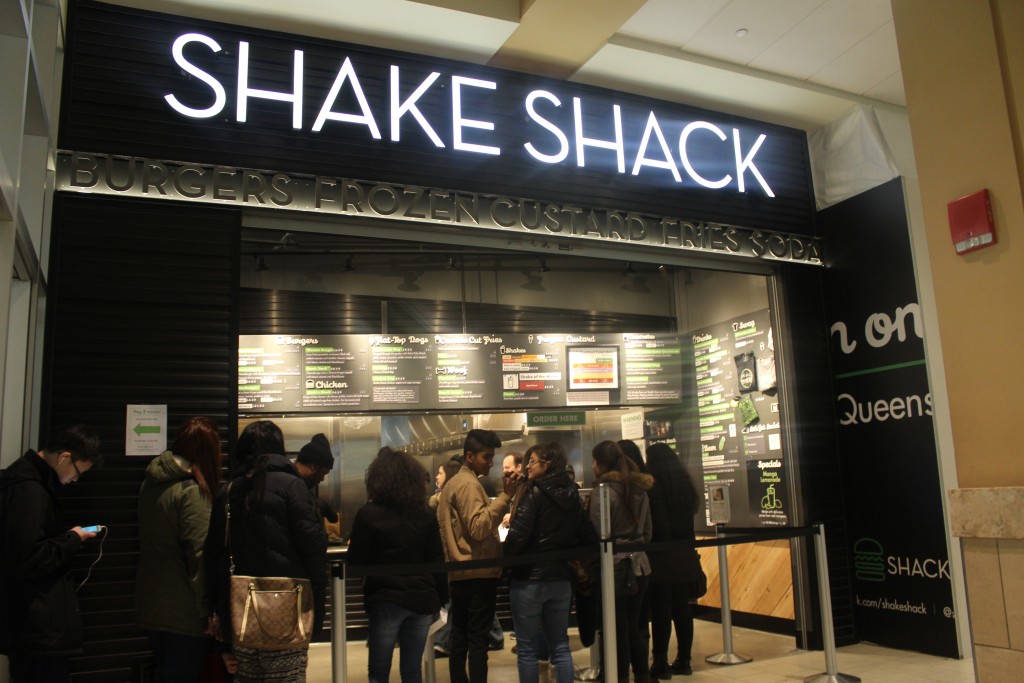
645, 443, 700, 677
204, 420, 328, 682
589, 441, 653, 683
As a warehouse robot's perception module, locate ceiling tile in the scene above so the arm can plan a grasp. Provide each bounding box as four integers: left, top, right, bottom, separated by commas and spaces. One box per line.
809, 20, 901, 98
863, 70, 906, 107
749, 0, 892, 80
617, 0, 729, 48
681, 0, 825, 66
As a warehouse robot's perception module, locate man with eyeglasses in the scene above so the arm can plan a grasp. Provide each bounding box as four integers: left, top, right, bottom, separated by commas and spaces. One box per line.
0, 424, 103, 682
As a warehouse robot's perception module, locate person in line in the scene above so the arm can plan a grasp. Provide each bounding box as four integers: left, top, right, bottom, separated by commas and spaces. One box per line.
135, 416, 223, 682
0, 425, 103, 683
589, 441, 653, 683
436, 429, 521, 683
429, 459, 462, 511
293, 433, 334, 488
347, 447, 448, 683
617, 441, 653, 671
645, 444, 700, 678
204, 420, 328, 683
504, 443, 597, 683
294, 433, 341, 541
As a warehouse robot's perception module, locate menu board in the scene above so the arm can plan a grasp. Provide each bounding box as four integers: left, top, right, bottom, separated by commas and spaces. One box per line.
239, 331, 683, 413
688, 309, 786, 526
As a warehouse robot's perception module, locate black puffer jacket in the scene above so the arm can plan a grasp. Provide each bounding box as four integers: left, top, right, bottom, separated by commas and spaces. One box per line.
0, 452, 85, 656
504, 469, 596, 581
346, 501, 448, 615
204, 454, 328, 644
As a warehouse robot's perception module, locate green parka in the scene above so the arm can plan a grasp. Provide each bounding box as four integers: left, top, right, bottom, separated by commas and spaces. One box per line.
135, 450, 211, 636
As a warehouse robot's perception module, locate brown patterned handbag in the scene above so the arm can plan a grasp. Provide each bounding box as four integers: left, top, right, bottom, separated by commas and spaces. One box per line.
225, 484, 314, 651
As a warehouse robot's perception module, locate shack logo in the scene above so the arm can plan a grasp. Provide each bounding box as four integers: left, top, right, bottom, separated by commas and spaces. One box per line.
854, 538, 951, 583
163, 32, 777, 197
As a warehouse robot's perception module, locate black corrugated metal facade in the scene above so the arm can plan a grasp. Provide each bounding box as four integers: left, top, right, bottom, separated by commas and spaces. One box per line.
44, 194, 239, 682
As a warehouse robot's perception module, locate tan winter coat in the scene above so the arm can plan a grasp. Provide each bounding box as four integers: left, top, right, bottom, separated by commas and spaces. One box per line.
436, 465, 511, 581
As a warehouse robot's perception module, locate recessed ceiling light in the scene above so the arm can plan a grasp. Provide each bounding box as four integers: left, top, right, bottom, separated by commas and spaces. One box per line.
735, 28, 749, 38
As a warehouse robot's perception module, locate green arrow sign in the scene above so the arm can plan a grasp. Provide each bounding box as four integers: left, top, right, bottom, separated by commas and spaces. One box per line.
133, 423, 161, 435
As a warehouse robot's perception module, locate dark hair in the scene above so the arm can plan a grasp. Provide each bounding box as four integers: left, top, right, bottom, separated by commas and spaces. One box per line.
439, 459, 461, 487
592, 440, 640, 524
504, 451, 524, 467
45, 424, 103, 468
171, 417, 222, 500
297, 433, 334, 469
463, 429, 501, 456
535, 442, 568, 474
235, 420, 285, 509
645, 443, 698, 516
617, 439, 647, 473
366, 447, 429, 513
236, 420, 284, 464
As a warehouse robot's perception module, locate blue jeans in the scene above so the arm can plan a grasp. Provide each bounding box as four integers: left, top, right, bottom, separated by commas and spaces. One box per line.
509, 579, 574, 683
367, 602, 433, 683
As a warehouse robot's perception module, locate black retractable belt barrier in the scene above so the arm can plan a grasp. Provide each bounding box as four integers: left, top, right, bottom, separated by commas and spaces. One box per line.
325, 522, 857, 683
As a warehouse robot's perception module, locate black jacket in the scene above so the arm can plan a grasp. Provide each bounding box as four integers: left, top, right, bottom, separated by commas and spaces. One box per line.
648, 476, 699, 585
346, 501, 448, 615
0, 451, 86, 656
204, 454, 328, 644
503, 469, 597, 581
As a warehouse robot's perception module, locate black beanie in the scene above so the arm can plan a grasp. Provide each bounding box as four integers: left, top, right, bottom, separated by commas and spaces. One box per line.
298, 433, 334, 469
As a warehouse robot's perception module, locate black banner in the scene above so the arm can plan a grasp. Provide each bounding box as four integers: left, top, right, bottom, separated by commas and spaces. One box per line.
820, 178, 958, 657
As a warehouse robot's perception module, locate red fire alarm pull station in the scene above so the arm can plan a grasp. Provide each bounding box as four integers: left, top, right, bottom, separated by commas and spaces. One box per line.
947, 189, 996, 254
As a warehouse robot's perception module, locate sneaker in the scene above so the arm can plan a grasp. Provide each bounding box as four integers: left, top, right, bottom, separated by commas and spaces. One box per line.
668, 659, 692, 676
649, 661, 671, 680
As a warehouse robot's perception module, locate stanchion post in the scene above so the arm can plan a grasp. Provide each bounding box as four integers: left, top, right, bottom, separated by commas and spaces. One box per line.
332, 561, 347, 683
706, 525, 751, 665
805, 524, 860, 683
598, 483, 618, 682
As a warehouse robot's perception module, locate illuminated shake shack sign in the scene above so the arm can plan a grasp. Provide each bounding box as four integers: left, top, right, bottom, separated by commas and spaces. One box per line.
163, 33, 776, 198
61, 2, 817, 236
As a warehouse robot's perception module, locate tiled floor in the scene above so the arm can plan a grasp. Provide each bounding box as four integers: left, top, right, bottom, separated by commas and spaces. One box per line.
307, 619, 976, 683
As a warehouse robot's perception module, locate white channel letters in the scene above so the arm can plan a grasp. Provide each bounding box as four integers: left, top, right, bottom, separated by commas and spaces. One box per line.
163, 32, 774, 196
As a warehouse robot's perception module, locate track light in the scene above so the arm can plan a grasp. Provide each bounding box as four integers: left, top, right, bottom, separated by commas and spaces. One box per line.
536, 257, 550, 272
445, 257, 457, 271
623, 262, 636, 276
254, 256, 268, 272
343, 255, 355, 272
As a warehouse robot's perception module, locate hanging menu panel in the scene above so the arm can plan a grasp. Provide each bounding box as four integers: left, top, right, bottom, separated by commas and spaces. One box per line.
434, 335, 505, 409
687, 309, 785, 526
239, 331, 686, 413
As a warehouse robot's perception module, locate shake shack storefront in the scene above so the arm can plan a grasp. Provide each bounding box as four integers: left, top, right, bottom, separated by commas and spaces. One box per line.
49, 1, 857, 679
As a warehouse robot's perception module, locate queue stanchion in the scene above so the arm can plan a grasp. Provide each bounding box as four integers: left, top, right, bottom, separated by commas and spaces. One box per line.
331, 559, 348, 683
597, 483, 618, 682
706, 525, 751, 665
423, 630, 437, 683
805, 524, 860, 683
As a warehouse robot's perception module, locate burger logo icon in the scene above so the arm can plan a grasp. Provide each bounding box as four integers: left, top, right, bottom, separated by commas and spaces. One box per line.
854, 537, 885, 582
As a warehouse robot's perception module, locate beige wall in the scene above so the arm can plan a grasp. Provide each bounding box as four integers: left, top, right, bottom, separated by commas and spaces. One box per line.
891, 0, 1024, 488
892, 1, 1024, 679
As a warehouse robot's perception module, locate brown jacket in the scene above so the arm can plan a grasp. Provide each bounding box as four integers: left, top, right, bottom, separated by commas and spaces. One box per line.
436, 465, 511, 581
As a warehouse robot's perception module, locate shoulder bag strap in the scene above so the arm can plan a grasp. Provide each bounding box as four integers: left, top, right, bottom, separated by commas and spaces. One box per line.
225, 480, 235, 576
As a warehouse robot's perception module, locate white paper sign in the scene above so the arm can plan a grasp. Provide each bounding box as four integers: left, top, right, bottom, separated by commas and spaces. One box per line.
621, 412, 645, 440
126, 404, 167, 456
708, 484, 731, 524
